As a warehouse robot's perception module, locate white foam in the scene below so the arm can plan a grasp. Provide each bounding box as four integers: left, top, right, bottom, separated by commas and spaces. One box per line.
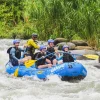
0, 39, 100, 100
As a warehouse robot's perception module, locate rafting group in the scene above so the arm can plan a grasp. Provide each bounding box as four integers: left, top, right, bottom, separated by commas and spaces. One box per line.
6, 33, 88, 80
5, 33, 100, 80
7, 33, 75, 69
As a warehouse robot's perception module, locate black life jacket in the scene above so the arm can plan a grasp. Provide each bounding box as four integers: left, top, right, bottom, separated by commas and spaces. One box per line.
46, 47, 56, 59
7, 47, 12, 54
7, 47, 21, 59
47, 47, 55, 53
34, 52, 46, 67
63, 52, 74, 62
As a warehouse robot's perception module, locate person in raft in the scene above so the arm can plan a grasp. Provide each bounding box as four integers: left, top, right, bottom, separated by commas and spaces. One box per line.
59, 45, 74, 64
34, 45, 52, 69
7, 40, 31, 66
26, 33, 40, 59
46, 39, 58, 66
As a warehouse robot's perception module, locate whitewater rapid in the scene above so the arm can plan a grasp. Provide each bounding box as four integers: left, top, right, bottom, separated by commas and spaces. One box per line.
0, 39, 100, 100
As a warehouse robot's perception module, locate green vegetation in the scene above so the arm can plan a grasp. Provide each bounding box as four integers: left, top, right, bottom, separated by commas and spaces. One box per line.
0, 0, 100, 47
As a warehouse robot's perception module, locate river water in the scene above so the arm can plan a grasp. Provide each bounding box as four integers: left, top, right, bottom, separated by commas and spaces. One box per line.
0, 39, 100, 100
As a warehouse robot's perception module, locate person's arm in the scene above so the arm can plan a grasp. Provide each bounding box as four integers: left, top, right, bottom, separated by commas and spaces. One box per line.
10, 48, 19, 61
57, 55, 63, 60
20, 47, 25, 58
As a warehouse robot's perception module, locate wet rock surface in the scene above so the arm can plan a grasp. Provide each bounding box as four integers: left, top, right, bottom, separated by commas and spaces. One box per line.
71, 40, 88, 46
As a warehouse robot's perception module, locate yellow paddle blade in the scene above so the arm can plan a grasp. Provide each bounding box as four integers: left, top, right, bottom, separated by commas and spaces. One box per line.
24, 60, 37, 68
83, 54, 99, 60
14, 68, 19, 77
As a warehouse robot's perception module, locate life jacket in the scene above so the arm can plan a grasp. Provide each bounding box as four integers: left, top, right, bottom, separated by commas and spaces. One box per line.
7, 47, 21, 59
47, 47, 55, 53
26, 40, 38, 54
34, 52, 46, 67
63, 52, 74, 62
7, 47, 12, 54
46, 47, 56, 60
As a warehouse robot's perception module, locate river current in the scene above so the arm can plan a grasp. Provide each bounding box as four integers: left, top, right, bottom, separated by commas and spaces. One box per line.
0, 39, 100, 100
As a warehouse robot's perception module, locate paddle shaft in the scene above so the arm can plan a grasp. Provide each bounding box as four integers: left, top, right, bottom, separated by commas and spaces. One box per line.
36, 52, 55, 61
14, 63, 20, 77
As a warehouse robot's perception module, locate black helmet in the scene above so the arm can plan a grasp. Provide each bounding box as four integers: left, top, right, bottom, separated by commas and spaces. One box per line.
32, 33, 38, 38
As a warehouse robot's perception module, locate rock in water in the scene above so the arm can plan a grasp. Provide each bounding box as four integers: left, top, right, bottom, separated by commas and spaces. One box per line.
94, 63, 100, 69
75, 46, 93, 50
54, 38, 68, 45
71, 40, 88, 46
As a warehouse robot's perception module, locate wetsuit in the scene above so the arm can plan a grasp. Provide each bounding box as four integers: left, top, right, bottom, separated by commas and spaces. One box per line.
26, 39, 39, 59
34, 52, 46, 68
46, 47, 56, 63
9, 47, 22, 66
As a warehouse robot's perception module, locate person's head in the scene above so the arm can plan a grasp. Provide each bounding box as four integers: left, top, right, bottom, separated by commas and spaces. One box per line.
13, 40, 20, 47
32, 33, 38, 40
62, 45, 69, 52
48, 39, 54, 47
40, 45, 46, 53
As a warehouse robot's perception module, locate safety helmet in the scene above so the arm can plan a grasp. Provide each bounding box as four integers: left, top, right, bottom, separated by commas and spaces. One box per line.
13, 40, 20, 44
62, 45, 69, 51
32, 33, 38, 38
48, 39, 54, 44
40, 45, 46, 51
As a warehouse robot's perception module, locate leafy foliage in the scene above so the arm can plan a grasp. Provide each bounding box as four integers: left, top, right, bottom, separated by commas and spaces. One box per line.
0, 0, 100, 47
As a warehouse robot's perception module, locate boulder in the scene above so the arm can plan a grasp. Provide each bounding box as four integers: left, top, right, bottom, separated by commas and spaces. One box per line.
75, 46, 93, 50
57, 42, 67, 50
57, 42, 76, 50
94, 63, 100, 69
54, 38, 68, 45
71, 40, 88, 46
66, 42, 76, 50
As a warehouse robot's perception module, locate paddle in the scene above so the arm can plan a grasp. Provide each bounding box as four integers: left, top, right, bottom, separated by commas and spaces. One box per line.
72, 54, 99, 60
14, 63, 20, 77
83, 54, 99, 60
25, 60, 37, 68
24, 52, 55, 68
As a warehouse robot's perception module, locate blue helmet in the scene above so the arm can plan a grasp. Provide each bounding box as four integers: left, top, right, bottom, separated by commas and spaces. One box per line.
13, 40, 20, 44
48, 39, 54, 44
62, 45, 69, 51
32, 33, 38, 38
40, 45, 46, 51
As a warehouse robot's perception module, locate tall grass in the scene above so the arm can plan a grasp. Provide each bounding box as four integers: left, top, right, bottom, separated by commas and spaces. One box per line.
0, 0, 100, 47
